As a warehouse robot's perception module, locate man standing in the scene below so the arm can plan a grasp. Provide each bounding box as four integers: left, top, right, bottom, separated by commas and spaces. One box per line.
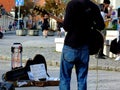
96, 0, 112, 59
59, 0, 105, 90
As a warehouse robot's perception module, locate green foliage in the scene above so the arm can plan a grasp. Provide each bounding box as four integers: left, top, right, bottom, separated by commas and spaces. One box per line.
15, 0, 34, 18
21, 0, 34, 16
15, 0, 69, 18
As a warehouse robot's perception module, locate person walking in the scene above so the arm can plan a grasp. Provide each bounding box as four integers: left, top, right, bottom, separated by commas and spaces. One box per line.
41, 14, 50, 38
59, 0, 105, 90
56, 15, 64, 37
27, 15, 32, 29
96, 0, 113, 59
114, 19, 120, 60
57, 21, 63, 37
8, 22, 12, 31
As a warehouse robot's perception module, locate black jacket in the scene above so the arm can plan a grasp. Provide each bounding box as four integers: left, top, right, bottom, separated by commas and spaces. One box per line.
63, 0, 105, 48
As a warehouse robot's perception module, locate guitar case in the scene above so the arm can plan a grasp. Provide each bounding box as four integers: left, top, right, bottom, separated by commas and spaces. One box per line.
2, 54, 49, 81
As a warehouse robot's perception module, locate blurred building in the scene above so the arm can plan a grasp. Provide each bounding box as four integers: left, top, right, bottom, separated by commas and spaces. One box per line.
0, 0, 15, 12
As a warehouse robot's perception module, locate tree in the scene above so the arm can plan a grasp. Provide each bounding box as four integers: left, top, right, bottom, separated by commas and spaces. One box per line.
15, 0, 34, 19
21, 0, 34, 16
41, 0, 66, 16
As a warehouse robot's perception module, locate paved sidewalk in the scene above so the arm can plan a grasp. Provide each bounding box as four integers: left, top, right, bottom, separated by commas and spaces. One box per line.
0, 30, 120, 71
1, 60, 120, 90
1, 31, 120, 90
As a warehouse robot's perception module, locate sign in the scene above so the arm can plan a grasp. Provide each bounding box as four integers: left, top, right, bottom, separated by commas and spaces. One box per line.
106, 30, 119, 45
30, 64, 47, 80
16, 0, 24, 6
106, 30, 119, 40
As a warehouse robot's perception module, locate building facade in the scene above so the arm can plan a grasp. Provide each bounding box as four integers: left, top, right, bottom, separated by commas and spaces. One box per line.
0, 0, 15, 12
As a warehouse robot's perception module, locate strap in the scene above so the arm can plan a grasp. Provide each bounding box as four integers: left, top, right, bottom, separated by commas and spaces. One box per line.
96, 50, 101, 90
96, 55, 98, 90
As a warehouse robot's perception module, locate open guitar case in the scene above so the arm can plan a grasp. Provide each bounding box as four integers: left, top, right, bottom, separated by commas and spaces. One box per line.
2, 54, 49, 82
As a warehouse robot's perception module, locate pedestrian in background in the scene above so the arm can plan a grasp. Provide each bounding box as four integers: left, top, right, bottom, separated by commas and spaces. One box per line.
27, 16, 32, 29
8, 22, 12, 31
59, 0, 105, 90
57, 22, 63, 37
56, 15, 64, 37
96, 0, 113, 59
12, 21, 17, 30
19, 19, 24, 29
41, 14, 50, 38
114, 18, 120, 60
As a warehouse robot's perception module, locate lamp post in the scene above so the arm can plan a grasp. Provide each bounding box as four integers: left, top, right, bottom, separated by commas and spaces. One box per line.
18, 5, 20, 30
15, 0, 24, 30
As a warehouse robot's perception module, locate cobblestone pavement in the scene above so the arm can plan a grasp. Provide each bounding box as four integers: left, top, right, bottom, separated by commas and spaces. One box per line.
1, 30, 120, 71
1, 60, 120, 90
1, 31, 120, 90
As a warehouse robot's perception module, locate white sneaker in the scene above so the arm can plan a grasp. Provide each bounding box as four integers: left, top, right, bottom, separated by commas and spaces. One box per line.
115, 56, 120, 61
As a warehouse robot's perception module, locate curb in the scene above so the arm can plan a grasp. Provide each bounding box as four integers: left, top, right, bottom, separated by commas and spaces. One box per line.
1, 55, 120, 72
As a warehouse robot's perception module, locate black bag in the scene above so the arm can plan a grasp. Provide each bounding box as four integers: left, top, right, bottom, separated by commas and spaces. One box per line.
3, 67, 28, 81
110, 38, 120, 54
0, 82, 15, 90
0, 32, 3, 39
89, 30, 104, 55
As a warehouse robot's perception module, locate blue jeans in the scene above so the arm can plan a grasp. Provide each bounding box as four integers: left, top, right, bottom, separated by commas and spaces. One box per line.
59, 45, 89, 90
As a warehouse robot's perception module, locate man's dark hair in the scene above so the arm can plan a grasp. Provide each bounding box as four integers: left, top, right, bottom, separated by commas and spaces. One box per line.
103, 0, 110, 4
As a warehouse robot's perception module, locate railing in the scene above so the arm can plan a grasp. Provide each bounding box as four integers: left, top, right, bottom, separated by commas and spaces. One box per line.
0, 15, 14, 31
